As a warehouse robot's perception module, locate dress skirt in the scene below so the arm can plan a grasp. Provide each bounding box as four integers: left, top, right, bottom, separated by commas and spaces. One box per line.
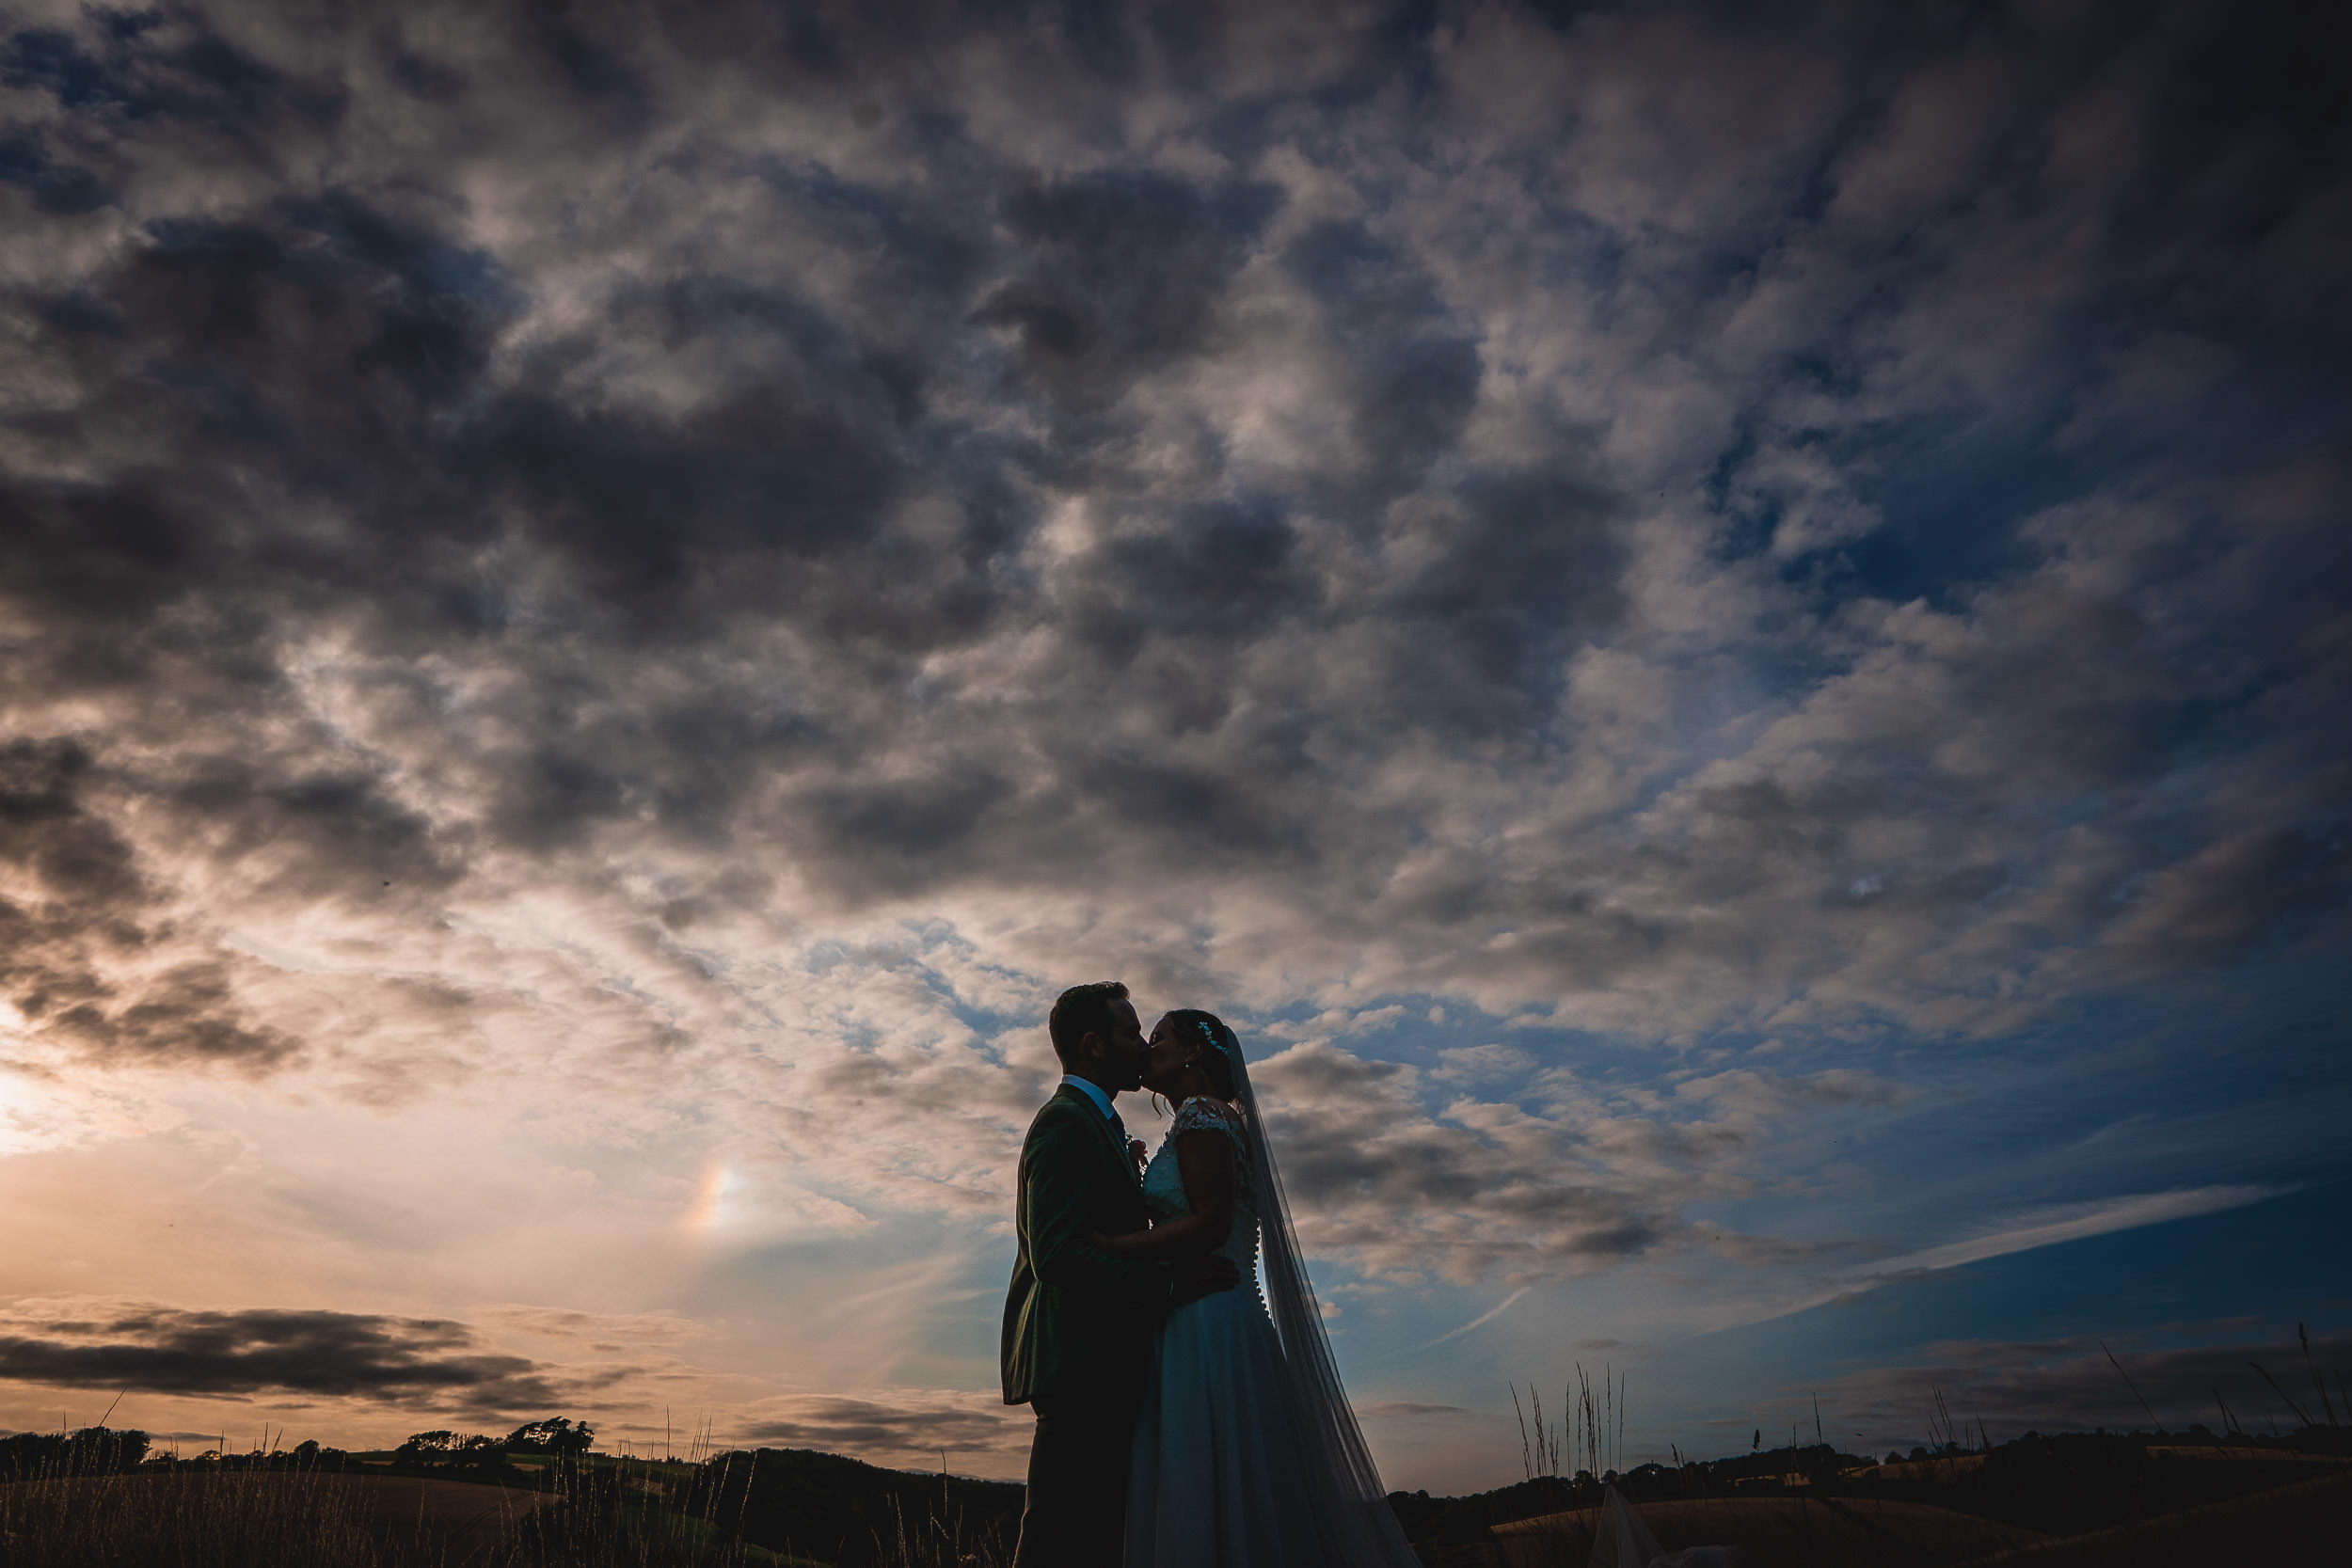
1124, 1281, 1334, 1568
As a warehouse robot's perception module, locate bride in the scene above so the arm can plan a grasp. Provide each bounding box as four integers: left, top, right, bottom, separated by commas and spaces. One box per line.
1092, 1009, 1423, 1567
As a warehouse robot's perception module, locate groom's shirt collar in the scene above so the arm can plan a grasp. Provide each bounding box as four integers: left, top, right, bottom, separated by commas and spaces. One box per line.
1057, 1073, 1118, 1123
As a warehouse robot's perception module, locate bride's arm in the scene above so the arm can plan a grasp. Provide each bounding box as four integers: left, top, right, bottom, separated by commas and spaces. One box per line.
1094, 1129, 1237, 1260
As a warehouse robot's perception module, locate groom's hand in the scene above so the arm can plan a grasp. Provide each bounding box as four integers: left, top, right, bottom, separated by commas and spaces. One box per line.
1168, 1255, 1241, 1305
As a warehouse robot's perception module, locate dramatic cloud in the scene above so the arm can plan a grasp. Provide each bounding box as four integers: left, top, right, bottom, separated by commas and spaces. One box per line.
1255, 1042, 1724, 1281
0, 1302, 593, 1414
4, 1, 2339, 1072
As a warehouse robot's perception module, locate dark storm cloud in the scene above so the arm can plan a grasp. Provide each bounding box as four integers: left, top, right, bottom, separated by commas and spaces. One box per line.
0, 0, 2343, 1165
1, 9, 342, 138
1079, 498, 1316, 652
1244, 1041, 1718, 1281
1281, 219, 1482, 485
0, 738, 294, 1069
0, 1307, 586, 1411
737, 1394, 1016, 1453
7, 196, 506, 655
974, 170, 1279, 420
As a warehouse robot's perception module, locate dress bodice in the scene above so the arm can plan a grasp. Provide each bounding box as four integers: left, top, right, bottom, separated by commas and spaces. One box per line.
1141, 1097, 1259, 1273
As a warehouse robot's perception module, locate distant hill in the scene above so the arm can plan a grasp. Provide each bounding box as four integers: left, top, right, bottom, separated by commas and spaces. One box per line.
686, 1447, 1024, 1567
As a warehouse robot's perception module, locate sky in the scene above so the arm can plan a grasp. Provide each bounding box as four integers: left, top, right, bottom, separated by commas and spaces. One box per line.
1, 0, 2347, 1495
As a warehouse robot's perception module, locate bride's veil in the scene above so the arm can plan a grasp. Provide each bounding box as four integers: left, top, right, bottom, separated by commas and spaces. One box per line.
1211, 1018, 1426, 1566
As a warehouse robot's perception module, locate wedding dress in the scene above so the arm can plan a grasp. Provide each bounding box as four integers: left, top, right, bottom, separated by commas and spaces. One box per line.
1124, 1080, 1422, 1568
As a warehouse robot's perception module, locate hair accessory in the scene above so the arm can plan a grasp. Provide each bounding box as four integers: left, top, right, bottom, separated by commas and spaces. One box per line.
1194, 1019, 1239, 1097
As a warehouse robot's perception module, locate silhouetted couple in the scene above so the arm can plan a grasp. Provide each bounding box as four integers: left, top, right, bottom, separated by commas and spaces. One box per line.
1001, 981, 1422, 1568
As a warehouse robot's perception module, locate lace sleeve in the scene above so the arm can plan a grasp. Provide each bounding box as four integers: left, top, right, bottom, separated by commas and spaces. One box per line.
1170, 1096, 1237, 1135
1169, 1097, 1248, 1187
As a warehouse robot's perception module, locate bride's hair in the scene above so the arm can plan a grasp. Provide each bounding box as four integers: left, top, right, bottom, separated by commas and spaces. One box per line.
1162, 1007, 1239, 1101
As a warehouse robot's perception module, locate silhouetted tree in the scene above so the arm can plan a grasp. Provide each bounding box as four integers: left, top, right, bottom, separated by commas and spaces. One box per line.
394, 1429, 506, 1472
395, 1430, 459, 1461
0, 1426, 149, 1481
505, 1417, 596, 1455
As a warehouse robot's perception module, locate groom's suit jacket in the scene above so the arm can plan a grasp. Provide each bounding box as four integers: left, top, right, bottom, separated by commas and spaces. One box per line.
1001, 1084, 1171, 1409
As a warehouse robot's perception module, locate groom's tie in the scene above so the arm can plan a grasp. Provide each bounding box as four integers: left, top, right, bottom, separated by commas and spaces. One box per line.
1107, 1108, 1138, 1181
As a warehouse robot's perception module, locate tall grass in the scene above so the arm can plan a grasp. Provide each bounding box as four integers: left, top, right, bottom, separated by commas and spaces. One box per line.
863, 1491, 1011, 1568
487, 1457, 758, 1567
0, 1465, 390, 1568
0, 1446, 1005, 1568
1512, 1361, 1628, 1482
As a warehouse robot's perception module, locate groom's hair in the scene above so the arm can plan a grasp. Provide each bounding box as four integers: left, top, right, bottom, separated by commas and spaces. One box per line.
1048, 981, 1129, 1067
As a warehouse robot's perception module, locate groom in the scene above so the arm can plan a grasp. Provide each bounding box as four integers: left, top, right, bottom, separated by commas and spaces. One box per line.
1003, 981, 1237, 1567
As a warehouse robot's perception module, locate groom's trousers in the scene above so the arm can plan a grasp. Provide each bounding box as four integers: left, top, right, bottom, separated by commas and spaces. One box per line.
1013, 1394, 1136, 1568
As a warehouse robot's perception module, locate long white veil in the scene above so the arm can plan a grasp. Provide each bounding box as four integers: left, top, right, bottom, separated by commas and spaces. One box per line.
1216, 1022, 1425, 1567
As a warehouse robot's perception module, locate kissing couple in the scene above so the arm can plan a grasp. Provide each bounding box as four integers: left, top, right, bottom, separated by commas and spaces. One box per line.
1001, 982, 1423, 1568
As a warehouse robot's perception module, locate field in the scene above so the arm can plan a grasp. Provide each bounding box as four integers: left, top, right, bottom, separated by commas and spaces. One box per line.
0, 1434, 1004, 1567
3, 1423, 2348, 1565
1491, 1496, 2045, 1565
0, 1469, 555, 1566
1471, 1475, 2352, 1566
